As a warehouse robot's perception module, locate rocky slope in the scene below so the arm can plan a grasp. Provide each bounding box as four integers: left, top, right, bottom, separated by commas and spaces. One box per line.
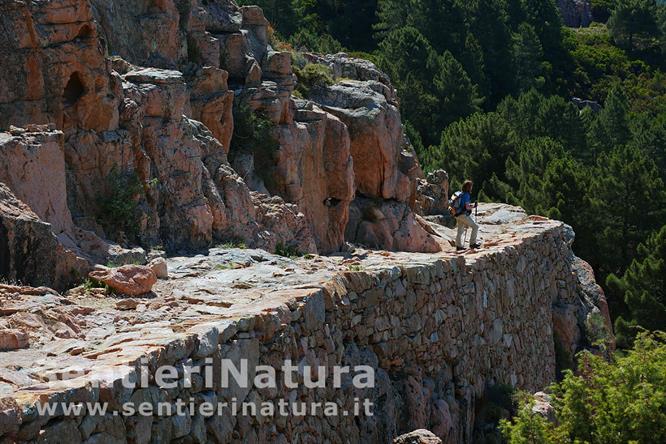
1, 0, 439, 290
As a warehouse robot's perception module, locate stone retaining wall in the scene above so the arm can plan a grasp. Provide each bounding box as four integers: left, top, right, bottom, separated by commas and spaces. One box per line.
3, 224, 597, 444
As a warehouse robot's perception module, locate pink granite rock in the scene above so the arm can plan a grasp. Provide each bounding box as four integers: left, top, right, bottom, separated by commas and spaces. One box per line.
0, 329, 29, 351
89, 265, 157, 296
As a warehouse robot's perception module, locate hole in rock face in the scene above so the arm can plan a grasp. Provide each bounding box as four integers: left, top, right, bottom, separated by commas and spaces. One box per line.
76, 24, 93, 39
323, 197, 341, 207
63, 72, 85, 105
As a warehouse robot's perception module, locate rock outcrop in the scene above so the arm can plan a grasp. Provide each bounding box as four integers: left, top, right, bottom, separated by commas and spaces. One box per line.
89, 265, 157, 296
0, 182, 85, 289
416, 170, 450, 216
0, 0, 440, 289
558, 0, 593, 27
308, 54, 437, 252
394, 429, 443, 444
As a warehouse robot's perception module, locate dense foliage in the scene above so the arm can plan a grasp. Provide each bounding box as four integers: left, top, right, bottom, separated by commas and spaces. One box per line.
241, 0, 666, 346
499, 332, 666, 443
607, 225, 666, 347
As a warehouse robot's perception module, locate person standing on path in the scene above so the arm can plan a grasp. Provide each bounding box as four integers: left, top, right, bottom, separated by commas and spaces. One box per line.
455, 180, 480, 251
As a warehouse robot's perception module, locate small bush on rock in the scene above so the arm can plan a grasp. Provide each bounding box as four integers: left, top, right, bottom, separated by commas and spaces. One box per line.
294, 63, 334, 98
229, 102, 280, 190
218, 238, 248, 250
96, 168, 143, 243
275, 243, 302, 258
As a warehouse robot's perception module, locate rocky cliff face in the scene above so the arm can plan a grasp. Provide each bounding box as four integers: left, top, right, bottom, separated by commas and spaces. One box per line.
0, 0, 439, 290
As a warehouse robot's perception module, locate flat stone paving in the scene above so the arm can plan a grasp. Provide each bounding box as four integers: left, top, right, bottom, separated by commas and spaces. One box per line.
0, 203, 561, 403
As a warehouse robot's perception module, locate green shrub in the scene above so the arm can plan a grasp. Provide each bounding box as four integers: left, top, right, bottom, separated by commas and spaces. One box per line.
293, 63, 334, 98
82, 277, 109, 294
96, 168, 143, 243
500, 332, 666, 444
218, 238, 248, 250
288, 28, 343, 54
274, 243, 302, 258
591, 0, 616, 23
229, 101, 280, 190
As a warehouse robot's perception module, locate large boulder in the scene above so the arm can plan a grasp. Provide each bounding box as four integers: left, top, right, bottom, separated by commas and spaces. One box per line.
189, 67, 235, 152
273, 103, 355, 253
0, 127, 73, 236
393, 430, 442, 444
0, 329, 29, 352
89, 265, 157, 296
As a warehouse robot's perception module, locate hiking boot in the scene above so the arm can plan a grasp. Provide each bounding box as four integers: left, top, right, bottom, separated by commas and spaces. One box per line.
456, 246, 466, 252
470, 243, 481, 249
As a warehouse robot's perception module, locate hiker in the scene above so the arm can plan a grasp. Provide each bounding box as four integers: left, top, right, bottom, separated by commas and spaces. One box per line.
453, 180, 480, 251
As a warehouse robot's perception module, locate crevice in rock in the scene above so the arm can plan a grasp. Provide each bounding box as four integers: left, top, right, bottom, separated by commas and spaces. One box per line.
0, 220, 9, 278
63, 72, 85, 106
76, 24, 93, 40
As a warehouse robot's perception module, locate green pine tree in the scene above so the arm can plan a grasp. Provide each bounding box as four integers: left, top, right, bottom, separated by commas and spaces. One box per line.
521, 0, 573, 93
512, 23, 545, 92
589, 143, 666, 275
587, 87, 632, 159
377, 27, 441, 145
630, 111, 666, 181
378, 27, 481, 146
430, 111, 517, 192
498, 89, 588, 153
406, 0, 468, 56
607, 225, 666, 348
466, 0, 516, 105
609, 0, 661, 52
433, 51, 483, 127
375, 0, 412, 38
